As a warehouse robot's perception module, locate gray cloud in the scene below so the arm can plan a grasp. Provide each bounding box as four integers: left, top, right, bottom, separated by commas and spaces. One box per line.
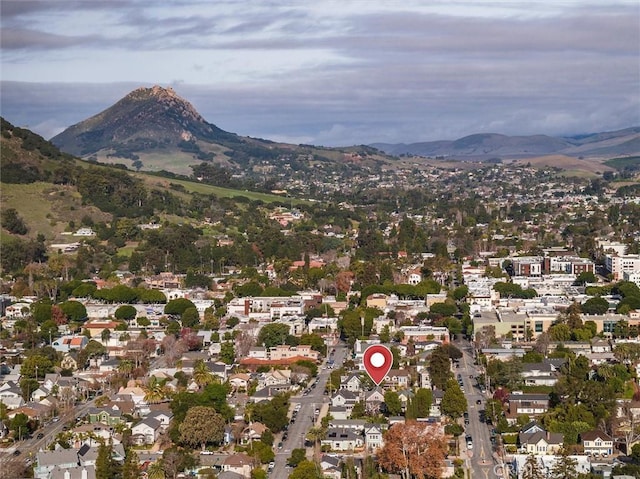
1, 1, 638, 146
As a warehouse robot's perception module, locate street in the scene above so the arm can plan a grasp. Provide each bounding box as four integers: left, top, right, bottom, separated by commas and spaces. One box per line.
457, 340, 506, 479
270, 342, 348, 479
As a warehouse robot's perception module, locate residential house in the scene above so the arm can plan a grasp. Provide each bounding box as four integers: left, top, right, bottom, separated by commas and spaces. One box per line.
0, 381, 24, 409
397, 390, 414, 411
35, 449, 80, 479
518, 430, 563, 455
78, 443, 126, 467
364, 387, 385, 414
72, 423, 119, 448
146, 409, 173, 430
521, 361, 560, 387
51, 335, 89, 353
241, 422, 268, 444
341, 373, 364, 393
222, 453, 253, 478
520, 421, 545, 435
257, 369, 291, 390
507, 393, 550, 419
207, 361, 230, 382
131, 417, 162, 445
320, 455, 342, 479
61, 352, 79, 371
384, 369, 411, 389
364, 424, 385, 452
31, 385, 51, 402
229, 373, 250, 390
581, 430, 614, 456
48, 465, 96, 479
87, 408, 125, 427
331, 389, 359, 408
328, 405, 351, 420
322, 428, 364, 451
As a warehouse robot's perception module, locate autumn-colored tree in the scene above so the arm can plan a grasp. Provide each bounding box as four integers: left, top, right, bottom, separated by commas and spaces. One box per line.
51, 305, 68, 326
335, 270, 355, 293
377, 421, 448, 479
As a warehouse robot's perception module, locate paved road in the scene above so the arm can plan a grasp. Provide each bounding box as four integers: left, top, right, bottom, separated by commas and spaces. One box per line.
0, 397, 98, 477
457, 340, 506, 479
270, 342, 348, 479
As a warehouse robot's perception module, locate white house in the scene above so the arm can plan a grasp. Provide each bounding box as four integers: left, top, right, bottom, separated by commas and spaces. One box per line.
131, 417, 162, 445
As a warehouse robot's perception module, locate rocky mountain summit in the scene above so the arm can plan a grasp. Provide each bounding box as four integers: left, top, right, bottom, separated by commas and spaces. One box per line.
50, 85, 237, 164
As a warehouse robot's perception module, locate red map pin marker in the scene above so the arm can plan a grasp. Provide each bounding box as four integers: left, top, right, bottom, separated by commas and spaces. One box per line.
363, 344, 393, 386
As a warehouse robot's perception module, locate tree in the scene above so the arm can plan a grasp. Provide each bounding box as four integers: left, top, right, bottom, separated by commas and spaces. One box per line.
146, 460, 166, 479
384, 390, 403, 416
115, 305, 137, 321
192, 359, 214, 387
287, 448, 306, 467
441, 380, 467, 419
257, 323, 290, 349
427, 347, 451, 390
122, 448, 141, 479
289, 460, 324, 479
20, 354, 53, 379
144, 376, 168, 404
164, 298, 197, 317
247, 440, 275, 464
1, 208, 28, 235
575, 271, 596, 285
581, 297, 609, 315
59, 300, 88, 323
181, 307, 200, 328
522, 454, 545, 479
10, 413, 31, 439
219, 341, 235, 365
378, 421, 449, 479
96, 441, 118, 479
549, 448, 579, 479
251, 393, 290, 432
162, 447, 197, 479
307, 426, 327, 461
178, 406, 225, 450
405, 388, 432, 419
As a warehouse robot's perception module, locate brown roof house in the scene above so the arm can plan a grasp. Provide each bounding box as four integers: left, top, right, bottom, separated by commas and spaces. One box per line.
222, 453, 253, 478
581, 430, 614, 457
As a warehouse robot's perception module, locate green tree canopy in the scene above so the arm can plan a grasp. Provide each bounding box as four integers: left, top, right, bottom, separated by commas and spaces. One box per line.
181, 307, 200, 328
59, 300, 88, 322
383, 390, 403, 416
441, 380, 467, 419
257, 323, 290, 349
115, 305, 137, 321
178, 406, 225, 450
164, 298, 197, 317
581, 297, 609, 315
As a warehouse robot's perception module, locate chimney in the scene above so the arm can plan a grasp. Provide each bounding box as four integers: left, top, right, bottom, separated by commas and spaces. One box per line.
64, 471, 71, 479
81, 468, 88, 479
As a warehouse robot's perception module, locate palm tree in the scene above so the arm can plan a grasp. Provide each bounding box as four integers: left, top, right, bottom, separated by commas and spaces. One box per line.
101, 328, 111, 344
192, 359, 213, 388
146, 460, 166, 479
143, 376, 167, 404
118, 359, 133, 379
306, 426, 327, 461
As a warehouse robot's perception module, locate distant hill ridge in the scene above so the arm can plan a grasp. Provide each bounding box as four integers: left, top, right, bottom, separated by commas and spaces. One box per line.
371, 127, 640, 159
50, 84, 639, 169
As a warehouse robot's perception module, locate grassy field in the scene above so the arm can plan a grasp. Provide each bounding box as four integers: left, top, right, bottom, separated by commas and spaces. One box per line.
134, 173, 307, 205
0, 182, 111, 240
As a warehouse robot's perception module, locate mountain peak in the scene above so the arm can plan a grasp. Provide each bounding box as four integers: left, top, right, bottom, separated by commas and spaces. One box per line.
51, 85, 233, 159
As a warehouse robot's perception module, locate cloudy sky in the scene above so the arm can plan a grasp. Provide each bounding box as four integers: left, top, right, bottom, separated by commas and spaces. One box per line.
1, 0, 638, 146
